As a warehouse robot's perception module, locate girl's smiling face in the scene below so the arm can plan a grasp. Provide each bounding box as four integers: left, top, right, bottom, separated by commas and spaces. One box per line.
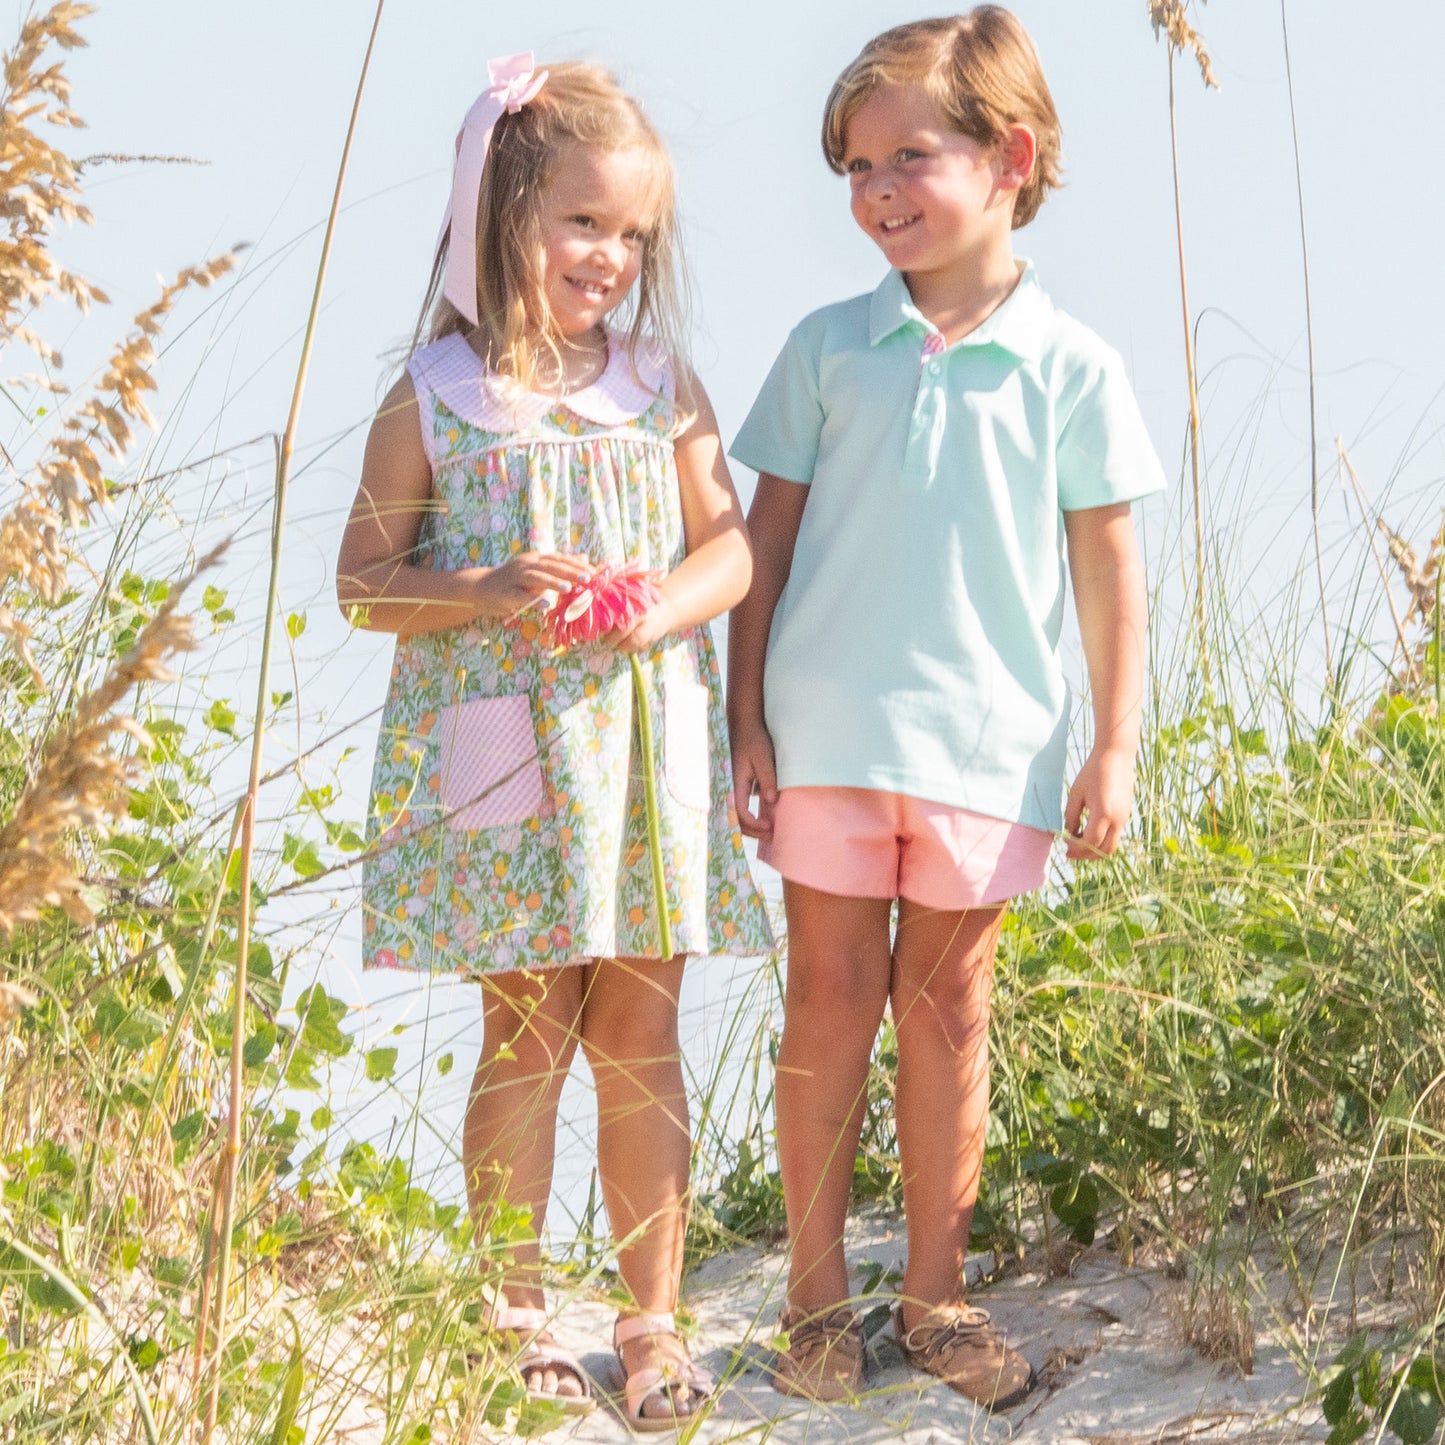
537, 144, 658, 338
842, 82, 1026, 282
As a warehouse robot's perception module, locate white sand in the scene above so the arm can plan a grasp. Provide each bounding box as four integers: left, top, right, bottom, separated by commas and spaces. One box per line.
304, 1211, 1434, 1442
523, 1213, 1361, 1444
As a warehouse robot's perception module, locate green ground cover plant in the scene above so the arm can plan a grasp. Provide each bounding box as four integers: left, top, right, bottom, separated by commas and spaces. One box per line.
0, 4, 1441, 1443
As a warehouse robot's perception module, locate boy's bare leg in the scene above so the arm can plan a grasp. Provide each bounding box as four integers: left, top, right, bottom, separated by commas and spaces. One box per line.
580, 953, 697, 1419
889, 901, 1004, 1325
775, 883, 894, 1311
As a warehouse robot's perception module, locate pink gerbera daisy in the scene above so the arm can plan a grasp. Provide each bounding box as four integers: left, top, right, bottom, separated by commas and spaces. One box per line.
546, 562, 662, 648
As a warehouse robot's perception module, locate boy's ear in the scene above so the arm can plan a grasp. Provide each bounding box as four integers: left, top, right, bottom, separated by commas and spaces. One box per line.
996, 123, 1037, 194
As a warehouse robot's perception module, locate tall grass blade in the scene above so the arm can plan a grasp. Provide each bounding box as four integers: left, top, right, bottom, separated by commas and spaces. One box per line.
195, 3, 388, 1440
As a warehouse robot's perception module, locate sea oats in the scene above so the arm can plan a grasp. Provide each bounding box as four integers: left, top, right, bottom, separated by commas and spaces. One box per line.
32, 252, 239, 522
1148, 0, 1219, 91
0, 5, 236, 941
0, 978, 36, 1020
1372, 512, 1444, 688
1379, 519, 1439, 626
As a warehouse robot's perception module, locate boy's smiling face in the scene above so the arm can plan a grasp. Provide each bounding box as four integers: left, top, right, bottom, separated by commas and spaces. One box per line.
842, 82, 1028, 286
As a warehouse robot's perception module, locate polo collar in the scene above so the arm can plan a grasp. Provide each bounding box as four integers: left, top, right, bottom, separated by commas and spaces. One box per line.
867, 260, 1050, 362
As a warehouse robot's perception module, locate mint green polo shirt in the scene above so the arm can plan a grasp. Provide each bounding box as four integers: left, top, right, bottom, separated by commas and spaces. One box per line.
730, 263, 1166, 832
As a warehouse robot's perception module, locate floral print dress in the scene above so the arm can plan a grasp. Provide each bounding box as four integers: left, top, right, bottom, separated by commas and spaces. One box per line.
362, 332, 774, 975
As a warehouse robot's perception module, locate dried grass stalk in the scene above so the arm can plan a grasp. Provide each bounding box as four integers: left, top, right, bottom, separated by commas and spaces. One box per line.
37, 251, 238, 525
0, 3, 238, 678
0, 3, 101, 363
1379, 515, 1444, 629
0, 978, 37, 1019
1148, 0, 1219, 90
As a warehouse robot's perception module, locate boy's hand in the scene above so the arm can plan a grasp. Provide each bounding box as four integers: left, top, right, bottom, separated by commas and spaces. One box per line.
1064, 744, 1136, 860
730, 720, 779, 839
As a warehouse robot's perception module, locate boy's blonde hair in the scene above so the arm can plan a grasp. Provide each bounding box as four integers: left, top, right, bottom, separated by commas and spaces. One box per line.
416, 62, 691, 396
821, 8, 1062, 228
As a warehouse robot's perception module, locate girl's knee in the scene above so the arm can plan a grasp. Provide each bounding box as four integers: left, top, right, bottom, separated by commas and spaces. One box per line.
580, 961, 681, 1061
480, 967, 585, 1072
580, 1017, 682, 1086
476, 1022, 576, 1085
581, 1008, 681, 1073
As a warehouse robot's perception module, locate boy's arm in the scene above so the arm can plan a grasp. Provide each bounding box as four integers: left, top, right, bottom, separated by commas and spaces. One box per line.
336, 375, 591, 635
727, 473, 808, 838
1062, 501, 1148, 859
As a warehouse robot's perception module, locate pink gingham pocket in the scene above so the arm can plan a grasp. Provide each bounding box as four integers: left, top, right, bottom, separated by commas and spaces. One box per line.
438, 695, 547, 831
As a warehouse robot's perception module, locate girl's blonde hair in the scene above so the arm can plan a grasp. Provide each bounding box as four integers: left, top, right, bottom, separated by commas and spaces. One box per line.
821, 9, 1062, 229
414, 62, 692, 399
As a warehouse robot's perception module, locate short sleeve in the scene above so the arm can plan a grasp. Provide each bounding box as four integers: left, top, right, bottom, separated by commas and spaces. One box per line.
729, 327, 825, 485
1056, 347, 1168, 511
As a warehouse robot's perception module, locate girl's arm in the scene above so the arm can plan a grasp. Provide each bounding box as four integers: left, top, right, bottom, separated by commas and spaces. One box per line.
726, 472, 808, 839
1063, 501, 1148, 859
336, 374, 592, 636
612, 382, 752, 651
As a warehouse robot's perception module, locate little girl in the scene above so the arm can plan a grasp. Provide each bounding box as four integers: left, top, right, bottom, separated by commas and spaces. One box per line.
338, 55, 772, 1430
729, 8, 1165, 1410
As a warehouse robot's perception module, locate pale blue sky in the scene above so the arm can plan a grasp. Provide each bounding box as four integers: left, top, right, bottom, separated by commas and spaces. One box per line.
62, 1, 1445, 496
40, 2, 1445, 1201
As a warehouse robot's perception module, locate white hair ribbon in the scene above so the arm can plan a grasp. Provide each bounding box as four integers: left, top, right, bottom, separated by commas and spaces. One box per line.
434, 52, 549, 325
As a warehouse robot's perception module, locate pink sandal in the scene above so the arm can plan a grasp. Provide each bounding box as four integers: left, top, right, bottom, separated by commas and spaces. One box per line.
488, 1306, 595, 1416
612, 1312, 714, 1434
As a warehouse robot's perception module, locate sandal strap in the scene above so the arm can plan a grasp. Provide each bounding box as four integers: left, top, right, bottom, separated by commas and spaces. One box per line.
483, 1306, 592, 1403
613, 1311, 677, 1347
614, 1313, 714, 1420
683, 1360, 715, 1395
487, 1305, 549, 1335
621, 1360, 715, 1418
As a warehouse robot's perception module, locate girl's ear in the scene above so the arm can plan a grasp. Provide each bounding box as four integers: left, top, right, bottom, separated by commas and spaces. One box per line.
996, 123, 1037, 194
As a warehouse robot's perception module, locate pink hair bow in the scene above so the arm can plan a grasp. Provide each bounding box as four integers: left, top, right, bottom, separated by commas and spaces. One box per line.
434, 52, 548, 325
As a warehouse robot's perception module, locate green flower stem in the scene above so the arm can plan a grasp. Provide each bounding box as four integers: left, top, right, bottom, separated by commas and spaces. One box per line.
630, 653, 674, 959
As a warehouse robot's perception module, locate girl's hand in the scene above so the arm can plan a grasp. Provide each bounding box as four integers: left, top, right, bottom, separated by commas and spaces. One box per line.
609, 595, 678, 655
1064, 744, 1136, 860
730, 719, 779, 839
477, 551, 594, 621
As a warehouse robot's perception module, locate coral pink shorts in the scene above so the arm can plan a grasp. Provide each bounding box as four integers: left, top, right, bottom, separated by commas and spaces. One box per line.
758, 786, 1052, 910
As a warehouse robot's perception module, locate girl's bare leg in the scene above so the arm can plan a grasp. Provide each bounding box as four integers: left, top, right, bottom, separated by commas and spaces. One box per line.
579, 953, 696, 1419
889, 901, 1004, 1326
775, 883, 894, 1311
465, 965, 585, 1397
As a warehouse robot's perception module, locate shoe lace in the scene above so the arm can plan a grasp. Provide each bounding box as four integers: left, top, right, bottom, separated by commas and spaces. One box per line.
788, 1309, 860, 1360
905, 1306, 996, 1367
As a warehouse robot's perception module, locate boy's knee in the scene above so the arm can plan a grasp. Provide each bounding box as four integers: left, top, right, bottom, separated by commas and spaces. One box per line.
892, 979, 991, 1049
787, 961, 888, 1020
